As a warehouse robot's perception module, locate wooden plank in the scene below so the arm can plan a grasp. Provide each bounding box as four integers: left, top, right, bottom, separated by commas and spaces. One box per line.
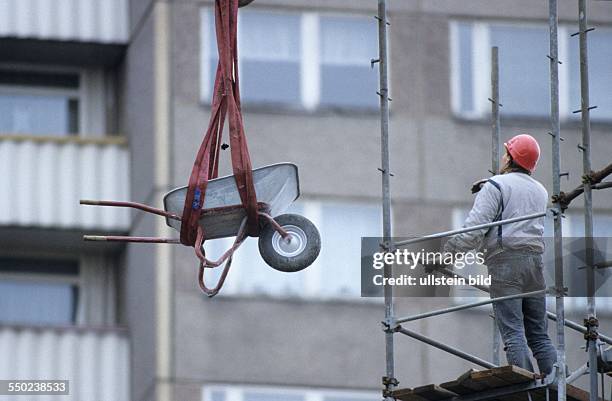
391, 388, 428, 401
391, 385, 458, 401
488, 366, 541, 401
469, 367, 538, 401
450, 369, 489, 392
411, 385, 459, 401
490, 366, 537, 384
471, 368, 514, 387
397, 367, 592, 401
564, 384, 592, 401
440, 369, 482, 395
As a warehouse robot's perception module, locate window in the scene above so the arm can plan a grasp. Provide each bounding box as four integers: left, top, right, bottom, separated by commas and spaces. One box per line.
202, 200, 381, 299
568, 28, 612, 121
201, 9, 379, 110
319, 16, 379, 109
489, 25, 549, 117
0, 256, 119, 326
0, 70, 80, 136
0, 258, 80, 325
202, 384, 378, 401
451, 22, 612, 121
239, 11, 302, 106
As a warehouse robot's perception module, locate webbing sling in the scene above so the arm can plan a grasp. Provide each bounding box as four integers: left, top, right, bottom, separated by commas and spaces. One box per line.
180, 0, 259, 248
179, 0, 259, 296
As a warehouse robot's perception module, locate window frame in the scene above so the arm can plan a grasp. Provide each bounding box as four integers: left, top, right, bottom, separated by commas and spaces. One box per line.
0, 257, 81, 326
0, 64, 84, 136
449, 20, 612, 123
200, 8, 381, 112
200, 199, 383, 302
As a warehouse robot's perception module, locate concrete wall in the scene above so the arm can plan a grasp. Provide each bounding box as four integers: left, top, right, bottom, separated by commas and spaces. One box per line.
122, 6, 159, 401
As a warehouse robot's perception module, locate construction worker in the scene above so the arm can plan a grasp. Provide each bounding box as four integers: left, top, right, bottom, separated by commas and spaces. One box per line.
443, 134, 557, 376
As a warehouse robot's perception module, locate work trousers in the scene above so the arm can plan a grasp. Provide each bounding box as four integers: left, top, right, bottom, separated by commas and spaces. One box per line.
487, 251, 557, 375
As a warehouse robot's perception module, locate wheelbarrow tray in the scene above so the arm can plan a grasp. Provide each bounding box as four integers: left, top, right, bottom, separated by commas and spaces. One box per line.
163, 163, 300, 239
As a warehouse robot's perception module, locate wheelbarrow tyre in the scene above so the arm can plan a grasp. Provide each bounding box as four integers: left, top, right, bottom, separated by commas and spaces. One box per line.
258, 214, 320, 273
239, 0, 255, 7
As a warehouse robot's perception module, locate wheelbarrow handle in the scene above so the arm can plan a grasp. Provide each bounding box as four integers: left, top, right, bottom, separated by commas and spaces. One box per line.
84, 235, 180, 244
80, 199, 182, 221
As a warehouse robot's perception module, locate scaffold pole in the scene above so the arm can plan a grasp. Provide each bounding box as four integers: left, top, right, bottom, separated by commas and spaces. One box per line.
377, 0, 396, 399
577, 1, 598, 400
490, 45, 502, 367
548, 1, 567, 399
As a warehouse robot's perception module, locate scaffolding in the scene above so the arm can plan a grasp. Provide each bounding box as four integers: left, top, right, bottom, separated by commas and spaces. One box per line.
375, 1, 612, 401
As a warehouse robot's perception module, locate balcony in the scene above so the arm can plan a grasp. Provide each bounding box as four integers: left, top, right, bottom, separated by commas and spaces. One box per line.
0, 0, 128, 44
0, 135, 130, 232
0, 324, 129, 401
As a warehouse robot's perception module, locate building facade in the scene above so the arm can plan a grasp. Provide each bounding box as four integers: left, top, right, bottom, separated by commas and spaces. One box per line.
1, 1, 612, 401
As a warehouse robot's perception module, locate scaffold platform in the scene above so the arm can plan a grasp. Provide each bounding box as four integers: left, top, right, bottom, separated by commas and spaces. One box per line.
391, 366, 590, 401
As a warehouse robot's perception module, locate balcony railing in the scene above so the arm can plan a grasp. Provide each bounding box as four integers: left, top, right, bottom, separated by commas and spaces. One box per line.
0, 135, 130, 231
0, 324, 129, 401
0, 0, 128, 44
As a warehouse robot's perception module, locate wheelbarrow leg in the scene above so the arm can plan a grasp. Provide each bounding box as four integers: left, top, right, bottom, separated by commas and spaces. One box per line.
257, 212, 290, 238
195, 217, 249, 297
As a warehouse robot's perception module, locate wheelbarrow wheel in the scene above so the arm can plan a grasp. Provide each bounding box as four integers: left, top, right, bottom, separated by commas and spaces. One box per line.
258, 214, 320, 272
239, 0, 255, 7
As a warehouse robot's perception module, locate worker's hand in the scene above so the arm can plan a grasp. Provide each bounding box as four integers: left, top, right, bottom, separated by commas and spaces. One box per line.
470, 178, 489, 194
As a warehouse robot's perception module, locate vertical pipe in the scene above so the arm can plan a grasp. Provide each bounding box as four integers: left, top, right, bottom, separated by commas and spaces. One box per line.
491, 46, 500, 175
578, 2, 598, 401
548, 2, 566, 400
490, 46, 501, 366
377, 0, 395, 399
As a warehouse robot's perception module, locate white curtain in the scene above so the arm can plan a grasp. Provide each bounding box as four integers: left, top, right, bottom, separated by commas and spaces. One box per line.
0, 280, 74, 324
77, 254, 116, 325
239, 11, 301, 61
0, 94, 70, 135
320, 16, 377, 65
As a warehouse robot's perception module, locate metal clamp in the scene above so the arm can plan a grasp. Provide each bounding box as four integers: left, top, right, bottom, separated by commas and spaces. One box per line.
584, 317, 599, 341
379, 240, 393, 252
382, 376, 399, 386
382, 376, 399, 398
382, 318, 401, 333
570, 27, 595, 37
585, 317, 599, 329
487, 97, 503, 107
548, 285, 568, 297
378, 167, 395, 177
582, 171, 597, 185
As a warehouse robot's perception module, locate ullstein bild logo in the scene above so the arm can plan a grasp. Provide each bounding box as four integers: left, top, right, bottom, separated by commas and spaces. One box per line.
360, 237, 612, 298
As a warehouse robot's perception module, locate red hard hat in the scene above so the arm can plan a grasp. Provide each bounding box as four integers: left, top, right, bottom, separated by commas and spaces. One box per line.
504, 134, 540, 172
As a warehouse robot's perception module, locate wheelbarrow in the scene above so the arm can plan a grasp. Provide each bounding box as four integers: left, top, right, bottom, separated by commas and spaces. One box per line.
82, 163, 321, 274
163, 162, 320, 272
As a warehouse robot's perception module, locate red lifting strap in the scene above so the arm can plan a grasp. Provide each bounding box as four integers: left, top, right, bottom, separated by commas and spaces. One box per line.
180, 0, 259, 247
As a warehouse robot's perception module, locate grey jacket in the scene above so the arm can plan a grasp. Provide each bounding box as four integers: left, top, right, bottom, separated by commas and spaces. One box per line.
444, 172, 548, 261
